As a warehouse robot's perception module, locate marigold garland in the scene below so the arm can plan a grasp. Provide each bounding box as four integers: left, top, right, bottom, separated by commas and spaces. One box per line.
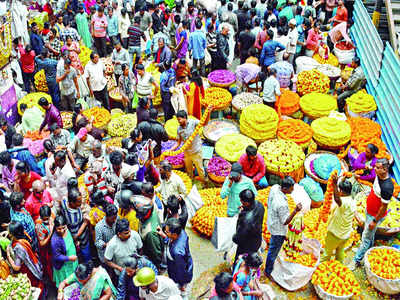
346, 89, 377, 113
299, 92, 337, 119
240, 104, 279, 140
311, 117, 351, 147
275, 89, 300, 116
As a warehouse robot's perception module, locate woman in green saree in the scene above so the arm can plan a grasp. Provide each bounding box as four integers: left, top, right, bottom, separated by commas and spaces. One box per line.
58, 260, 117, 300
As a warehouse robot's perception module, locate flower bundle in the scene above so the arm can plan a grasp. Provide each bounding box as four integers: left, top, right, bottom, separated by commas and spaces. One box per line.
162, 141, 184, 167
100, 57, 114, 75
255, 188, 271, 244
258, 139, 305, 173
215, 133, 256, 162
299, 92, 337, 119
303, 207, 328, 247
79, 45, 92, 67
277, 119, 313, 148
311, 117, 351, 147
0, 273, 32, 299
24, 130, 50, 141
145, 63, 162, 106
201, 87, 232, 109
82, 107, 111, 128
285, 253, 317, 267
275, 89, 300, 116
18, 93, 52, 115
314, 170, 337, 233
240, 104, 279, 140
368, 248, 400, 280
107, 113, 137, 137
297, 69, 330, 95
312, 261, 361, 296
207, 156, 232, 177
313, 52, 339, 66
346, 90, 377, 113
61, 111, 73, 129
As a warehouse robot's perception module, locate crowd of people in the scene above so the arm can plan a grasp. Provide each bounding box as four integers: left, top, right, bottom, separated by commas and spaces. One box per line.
1, 0, 390, 298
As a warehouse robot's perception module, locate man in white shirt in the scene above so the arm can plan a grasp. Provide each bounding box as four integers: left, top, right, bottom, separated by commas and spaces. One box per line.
84, 52, 110, 109
262, 68, 281, 107
155, 161, 187, 206
287, 19, 298, 64
274, 27, 289, 62
134, 267, 181, 300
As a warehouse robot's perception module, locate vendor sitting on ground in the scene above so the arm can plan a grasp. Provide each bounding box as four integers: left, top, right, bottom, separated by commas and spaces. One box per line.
336, 57, 366, 112
350, 143, 378, 182
320, 173, 354, 263
238, 145, 268, 188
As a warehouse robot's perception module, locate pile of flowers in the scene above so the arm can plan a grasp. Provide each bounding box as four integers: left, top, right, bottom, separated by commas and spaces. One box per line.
368, 247, 400, 279
0, 273, 31, 299
100, 57, 114, 75
82, 107, 111, 129
297, 69, 330, 95
173, 170, 192, 192
107, 114, 137, 137
191, 188, 227, 237
34, 69, 48, 92
240, 104, 279, 141
61, 111, 73, 129
276, 89, 300, 116
256, 188, 271, 243
208, 70, 236, 87
258, 139, 305, 173
215, 133, 256, 162
109, 87, 122, 102
285, 253, 317, 267
18, 93, 52, 115
232, 92, 263, 110
161, 141, 184, 167
165, 116, 198, 139
104, 137, 123, 148
346, 90, 377, 113
312, 260, 361, 296
202, 87, 232, 109
311, 117, 351, 147
207, 156, 231, 178
79, 45, 92, 67
277, 119, 313, 149
303, 207, 328, 247
299, 92, 337, 119
335, 41, 355, 50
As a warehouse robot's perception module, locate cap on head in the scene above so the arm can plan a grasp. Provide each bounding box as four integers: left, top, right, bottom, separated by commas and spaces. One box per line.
230, 163, 243, 178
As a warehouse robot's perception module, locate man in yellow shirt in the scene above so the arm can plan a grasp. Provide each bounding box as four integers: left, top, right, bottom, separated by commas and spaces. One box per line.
321, 173, 355, 263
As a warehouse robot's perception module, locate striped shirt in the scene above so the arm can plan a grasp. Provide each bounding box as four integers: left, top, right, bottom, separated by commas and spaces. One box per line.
127, 25, 145, 48
84, 169, 108, 195
61, 199, 90, 248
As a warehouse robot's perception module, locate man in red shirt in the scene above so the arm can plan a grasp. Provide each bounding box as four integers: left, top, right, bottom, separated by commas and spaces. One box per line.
18, 44, 36, 93
25, 180, 53, 221
349, 158, 394, 270
238, 145, 268, 188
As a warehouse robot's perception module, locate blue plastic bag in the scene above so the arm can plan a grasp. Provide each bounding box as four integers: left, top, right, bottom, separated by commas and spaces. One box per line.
313, 154, 341, 180
299, 177, 324, 202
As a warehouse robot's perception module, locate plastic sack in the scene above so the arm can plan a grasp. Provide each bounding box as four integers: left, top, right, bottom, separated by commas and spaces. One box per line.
333, 44, 355, 65
313, 154, 341, 180
211, 216, 238, 252
299, 177, 324, 202
186, 185, 203, 227
205, 49, 212, 66
271, 238, 321, 291
291, 184, 311, 213
76, 98, 89, 111
170, 84, 187, 113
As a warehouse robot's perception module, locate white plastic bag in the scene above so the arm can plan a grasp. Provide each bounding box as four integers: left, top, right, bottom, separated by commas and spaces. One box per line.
211, 216, 238, 252
271, 238, 321, 291
185, 185, 203, 227
170, 84, 187, 113
291, 184, 311, 213
204, 49, 212, 66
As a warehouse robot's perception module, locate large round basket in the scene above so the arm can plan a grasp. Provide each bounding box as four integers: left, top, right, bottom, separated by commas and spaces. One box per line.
313, 138, 349, 151
344, 103, 376, 120
364, 246, 400, 294
109, 87, 123, 103
313, 284, 352, 300
208, 172, 227, 185
203, 119, 240, 144
304, 151, 349, 185
232, 93, 263, 111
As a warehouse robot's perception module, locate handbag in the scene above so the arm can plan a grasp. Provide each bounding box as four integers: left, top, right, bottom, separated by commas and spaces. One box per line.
131, 91, 139, 109
211, 216, 238, 252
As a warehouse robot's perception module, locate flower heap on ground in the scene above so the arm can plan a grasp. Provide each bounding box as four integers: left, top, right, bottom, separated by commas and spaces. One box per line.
258, 139, 305, 174
311, 117, 351, 147
191, 188, 227, 238
312, 260, 361, 296
240, 104, 279, 141
82, 107, 111, 128
368, 248, 400, 280
277, 119, 313, 149
297, 70, 330, 95
107, 114, 137, 137
201, 87, 232, 109
18, 93, 52, 115
215, 133, 257, 162
299, 92, 337, 119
